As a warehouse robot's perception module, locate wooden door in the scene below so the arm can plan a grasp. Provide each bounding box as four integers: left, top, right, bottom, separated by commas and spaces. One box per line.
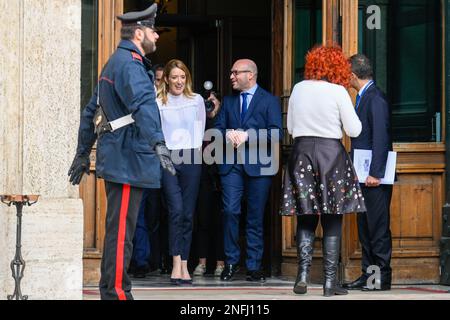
280, 0, 444, 284
342, 145, 444, 283
341, 0, 444, 284
280, 0, 336, 281
81, 0, 275, 283
82, 0, 123, 285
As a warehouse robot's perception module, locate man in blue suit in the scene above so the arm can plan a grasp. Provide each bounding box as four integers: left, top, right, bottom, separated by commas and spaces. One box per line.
345, 54, 393, 291
215, 59, 282, 282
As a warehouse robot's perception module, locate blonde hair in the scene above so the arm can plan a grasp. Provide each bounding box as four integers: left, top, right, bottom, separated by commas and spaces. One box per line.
157, 59, 195, 105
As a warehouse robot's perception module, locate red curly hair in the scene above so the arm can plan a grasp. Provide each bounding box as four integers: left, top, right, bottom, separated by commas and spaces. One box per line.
304, 45, 351, 88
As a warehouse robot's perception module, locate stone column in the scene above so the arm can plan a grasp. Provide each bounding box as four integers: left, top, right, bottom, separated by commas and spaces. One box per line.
0, 0, 84, 300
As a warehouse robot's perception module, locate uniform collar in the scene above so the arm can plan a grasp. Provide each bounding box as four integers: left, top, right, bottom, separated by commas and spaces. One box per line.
118, 40, 142, 54
118, 40, 152, 68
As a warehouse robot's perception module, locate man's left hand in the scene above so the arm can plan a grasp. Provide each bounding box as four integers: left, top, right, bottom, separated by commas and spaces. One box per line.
365, 176, 381, 187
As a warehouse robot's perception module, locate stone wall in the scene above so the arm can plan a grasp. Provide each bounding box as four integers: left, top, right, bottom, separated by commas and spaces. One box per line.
0, 0, 83, 300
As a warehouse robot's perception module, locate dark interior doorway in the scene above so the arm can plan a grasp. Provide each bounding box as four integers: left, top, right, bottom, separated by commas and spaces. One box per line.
124, 0, 274, 276
124, 0, 271, 97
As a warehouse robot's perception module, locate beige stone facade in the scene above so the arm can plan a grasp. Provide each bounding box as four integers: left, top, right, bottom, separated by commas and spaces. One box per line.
0, 0, 83, 300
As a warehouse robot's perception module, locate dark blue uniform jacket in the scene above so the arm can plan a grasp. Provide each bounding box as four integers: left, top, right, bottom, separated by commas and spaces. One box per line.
76, 40, 165, 188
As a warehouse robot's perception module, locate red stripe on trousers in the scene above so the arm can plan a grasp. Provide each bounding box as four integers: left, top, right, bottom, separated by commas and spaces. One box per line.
115, 184, 131, 300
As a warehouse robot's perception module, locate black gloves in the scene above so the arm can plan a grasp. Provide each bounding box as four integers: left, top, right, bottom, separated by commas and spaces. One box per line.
68, 154, 90, 185
68, 145, 175, 185
155, 143, 176, 176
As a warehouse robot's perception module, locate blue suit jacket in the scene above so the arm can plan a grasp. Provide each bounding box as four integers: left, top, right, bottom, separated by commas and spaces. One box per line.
351, 85, 393, 179
214, 86, 283, 177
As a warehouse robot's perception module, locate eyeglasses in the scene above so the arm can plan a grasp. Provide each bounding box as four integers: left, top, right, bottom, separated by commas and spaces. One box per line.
230, 70, 251, 76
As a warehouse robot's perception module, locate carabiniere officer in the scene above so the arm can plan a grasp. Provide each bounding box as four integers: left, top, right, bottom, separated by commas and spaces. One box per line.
68, 3, 175, 300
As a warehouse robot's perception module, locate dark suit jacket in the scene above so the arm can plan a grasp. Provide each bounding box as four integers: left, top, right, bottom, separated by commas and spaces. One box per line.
351, 85, 393, 179
214, 86, 283, 177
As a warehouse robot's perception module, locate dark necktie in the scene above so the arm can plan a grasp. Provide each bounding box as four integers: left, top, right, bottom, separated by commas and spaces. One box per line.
355, 93, 361, 110
241, 92, 249, 123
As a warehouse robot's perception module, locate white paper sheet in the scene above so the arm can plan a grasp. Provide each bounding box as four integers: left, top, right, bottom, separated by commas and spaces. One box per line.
353, 149, 397, 185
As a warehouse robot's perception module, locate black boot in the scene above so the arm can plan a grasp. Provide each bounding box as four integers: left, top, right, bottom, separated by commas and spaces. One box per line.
293, 229, 315, 295
323, 236, 348, 297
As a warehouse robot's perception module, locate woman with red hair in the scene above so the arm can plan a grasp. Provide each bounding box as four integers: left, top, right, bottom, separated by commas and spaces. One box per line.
280, 45, 366, 297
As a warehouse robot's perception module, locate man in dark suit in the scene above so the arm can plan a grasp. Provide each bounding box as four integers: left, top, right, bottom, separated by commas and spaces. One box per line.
215, 59, 282, 282
345, 54, 393, 291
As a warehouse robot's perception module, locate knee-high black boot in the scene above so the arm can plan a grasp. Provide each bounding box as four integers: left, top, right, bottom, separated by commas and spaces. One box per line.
323, 236, 348, 297
293, 229, 315, 294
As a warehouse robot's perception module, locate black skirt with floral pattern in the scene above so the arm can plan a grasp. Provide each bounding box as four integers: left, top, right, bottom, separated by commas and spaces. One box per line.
280, 137, 366, 216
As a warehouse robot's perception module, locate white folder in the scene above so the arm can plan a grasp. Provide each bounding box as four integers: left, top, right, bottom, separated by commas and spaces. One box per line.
353, 149, 397, 185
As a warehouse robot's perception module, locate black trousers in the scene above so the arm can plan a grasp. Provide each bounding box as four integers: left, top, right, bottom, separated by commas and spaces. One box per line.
99, 181, 144, 300
358, 185, 393, 280
195, 164, 224, 262
159, 194, 171, 270
145, 189, 163, 270
163, 160, 202, 260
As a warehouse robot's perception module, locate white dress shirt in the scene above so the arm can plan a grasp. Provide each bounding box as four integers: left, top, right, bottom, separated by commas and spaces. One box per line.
157, 93, 206, 151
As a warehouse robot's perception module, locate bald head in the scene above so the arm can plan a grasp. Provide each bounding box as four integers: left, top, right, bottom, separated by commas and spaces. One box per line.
230, 59, 258, 92
237, 59, 258, 74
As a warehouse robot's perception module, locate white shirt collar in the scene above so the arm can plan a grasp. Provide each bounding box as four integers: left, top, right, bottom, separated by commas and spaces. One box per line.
243, 84, 258, 96
358, 80, 374, 96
